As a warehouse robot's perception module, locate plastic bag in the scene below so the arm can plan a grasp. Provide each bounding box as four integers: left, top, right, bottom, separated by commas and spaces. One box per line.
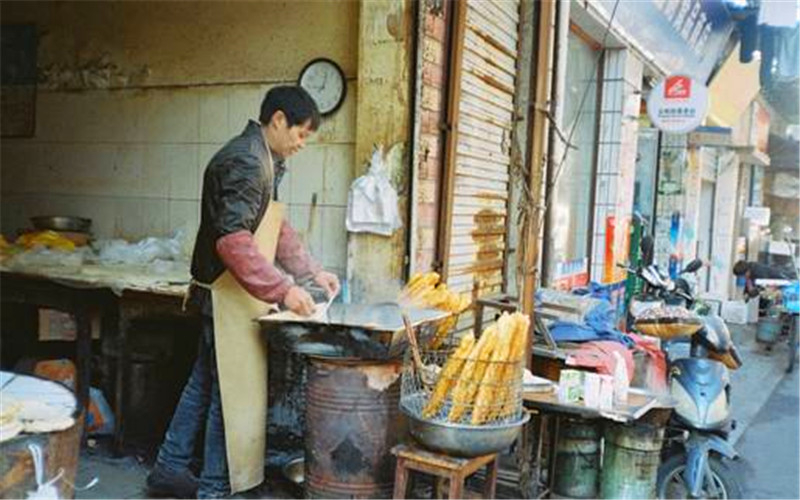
93, 230, 185, 265
612, 351, 629, 405
346, 146, 402, 236
5, 247, 88, 272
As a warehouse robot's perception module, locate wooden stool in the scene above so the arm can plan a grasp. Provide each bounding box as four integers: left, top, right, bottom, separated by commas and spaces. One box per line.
392, 443, 499, 499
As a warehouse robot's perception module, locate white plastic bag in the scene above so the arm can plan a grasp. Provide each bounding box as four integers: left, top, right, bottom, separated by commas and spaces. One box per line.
612, 351, 629, 405
346, 146, 402, 236
93, 230, 186, 265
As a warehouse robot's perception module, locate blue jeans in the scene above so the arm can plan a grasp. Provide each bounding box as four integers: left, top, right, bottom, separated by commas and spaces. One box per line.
156, 317, 229, 498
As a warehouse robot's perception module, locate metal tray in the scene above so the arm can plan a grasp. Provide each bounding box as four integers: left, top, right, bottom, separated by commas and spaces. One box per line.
259, 302, 449, 360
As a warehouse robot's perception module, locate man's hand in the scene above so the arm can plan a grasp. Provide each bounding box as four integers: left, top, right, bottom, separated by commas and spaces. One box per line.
283, 286, 316, 316
314, 271, 341, 299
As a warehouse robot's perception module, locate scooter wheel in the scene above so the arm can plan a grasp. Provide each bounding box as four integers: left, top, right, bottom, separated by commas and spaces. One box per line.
657, 453, 743, 499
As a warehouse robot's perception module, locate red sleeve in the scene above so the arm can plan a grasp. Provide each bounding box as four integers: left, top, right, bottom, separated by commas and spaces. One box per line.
216, 230, 292, 303
276, 220, 322, 282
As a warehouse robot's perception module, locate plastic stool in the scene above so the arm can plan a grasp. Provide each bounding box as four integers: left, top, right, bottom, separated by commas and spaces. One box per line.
392, 443, 499, 499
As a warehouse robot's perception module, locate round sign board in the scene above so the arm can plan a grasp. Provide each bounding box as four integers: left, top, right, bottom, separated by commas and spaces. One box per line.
647, 75, 709, 134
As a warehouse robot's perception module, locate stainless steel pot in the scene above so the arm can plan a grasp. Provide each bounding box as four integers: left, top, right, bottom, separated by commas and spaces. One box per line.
31, 216, 92, 233
400, 398, 530, 457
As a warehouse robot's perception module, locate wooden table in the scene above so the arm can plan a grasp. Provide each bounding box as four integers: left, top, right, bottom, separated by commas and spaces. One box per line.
0, 264, 190, 451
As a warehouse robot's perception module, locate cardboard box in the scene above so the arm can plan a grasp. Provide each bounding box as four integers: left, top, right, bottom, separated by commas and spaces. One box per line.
38, 308, 101, 341
721, 300, 758, 325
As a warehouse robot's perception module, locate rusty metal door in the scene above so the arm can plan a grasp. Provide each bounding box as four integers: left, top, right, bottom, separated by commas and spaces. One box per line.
439, 0, 521, 333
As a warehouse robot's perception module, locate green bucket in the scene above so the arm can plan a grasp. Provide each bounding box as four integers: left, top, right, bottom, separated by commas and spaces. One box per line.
756, 316, 783, 345
553, 419, 601, 498
600, 422, 664, 499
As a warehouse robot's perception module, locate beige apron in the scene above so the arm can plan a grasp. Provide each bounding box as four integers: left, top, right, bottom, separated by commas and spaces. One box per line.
210, 150, 282, 493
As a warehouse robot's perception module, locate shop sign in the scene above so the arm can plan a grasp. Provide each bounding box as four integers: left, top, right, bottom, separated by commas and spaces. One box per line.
689, 126, 733, 148
648, 75, 709, 133
552, 258, 589, 291
591, 0, 734, 83
743, 206, 771, 226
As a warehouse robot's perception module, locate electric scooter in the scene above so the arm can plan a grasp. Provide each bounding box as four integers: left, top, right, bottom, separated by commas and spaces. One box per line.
624, 237, 743, 499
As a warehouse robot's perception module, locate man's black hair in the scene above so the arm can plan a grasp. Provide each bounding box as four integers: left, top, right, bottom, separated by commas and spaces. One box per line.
259, 86, 321, 131
733, 260, 749, 276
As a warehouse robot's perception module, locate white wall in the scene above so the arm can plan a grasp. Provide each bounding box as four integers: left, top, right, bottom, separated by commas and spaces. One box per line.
708, 150, 740, 298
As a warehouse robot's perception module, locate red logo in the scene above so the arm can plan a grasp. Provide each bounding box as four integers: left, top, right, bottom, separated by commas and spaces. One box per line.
665, 76, 691, 99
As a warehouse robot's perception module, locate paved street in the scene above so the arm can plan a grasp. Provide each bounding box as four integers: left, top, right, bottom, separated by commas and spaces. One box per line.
731, 362, 799, 498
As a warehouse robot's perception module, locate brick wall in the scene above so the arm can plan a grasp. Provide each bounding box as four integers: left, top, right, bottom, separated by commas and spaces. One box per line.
413, 2, 450, 273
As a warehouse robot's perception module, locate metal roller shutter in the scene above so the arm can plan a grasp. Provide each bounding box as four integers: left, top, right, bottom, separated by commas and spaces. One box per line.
440, 0, 521, 334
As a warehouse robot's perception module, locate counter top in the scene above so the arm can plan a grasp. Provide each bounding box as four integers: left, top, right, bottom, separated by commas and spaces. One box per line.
1, 261, 190, 297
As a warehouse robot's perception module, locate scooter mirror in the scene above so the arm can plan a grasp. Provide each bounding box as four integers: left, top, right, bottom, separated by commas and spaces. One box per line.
682, 259, 703, 274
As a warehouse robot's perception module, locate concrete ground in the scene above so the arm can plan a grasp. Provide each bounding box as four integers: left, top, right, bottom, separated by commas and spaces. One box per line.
727, 323, 796, 446
72, 321, 797, 499
730, 367, 799, 499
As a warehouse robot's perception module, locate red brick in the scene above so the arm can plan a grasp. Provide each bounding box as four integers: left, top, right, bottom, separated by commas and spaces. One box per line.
415, 251, 435, 273
417, 180, 438, 204
422, 38, 443, 66
418, 227, 437, 250
422, 64, 445, 89
418, 201, 440, 225
421, 84, 442, 112
419, 152, 441, 181
421, 110, 442, 135
419, 133, 441, 162
425, 13, 446, 43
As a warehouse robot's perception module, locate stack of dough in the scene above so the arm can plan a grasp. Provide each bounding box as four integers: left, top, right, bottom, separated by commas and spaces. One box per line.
399, 272, 472, 348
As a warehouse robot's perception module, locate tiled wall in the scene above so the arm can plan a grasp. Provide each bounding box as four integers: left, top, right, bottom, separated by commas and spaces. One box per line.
590, 49, 643, 283
0, 83, 356, 276
707, 150, 740, 298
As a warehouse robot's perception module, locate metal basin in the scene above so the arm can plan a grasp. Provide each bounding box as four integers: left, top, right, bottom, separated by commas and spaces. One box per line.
401, 399, 530, 457
31, 216, 91, 233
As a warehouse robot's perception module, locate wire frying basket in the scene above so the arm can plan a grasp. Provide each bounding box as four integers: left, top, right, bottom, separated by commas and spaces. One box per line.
400, 346, 525, 428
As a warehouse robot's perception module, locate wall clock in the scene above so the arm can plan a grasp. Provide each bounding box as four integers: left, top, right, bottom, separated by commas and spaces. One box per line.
298, 58, 346, 117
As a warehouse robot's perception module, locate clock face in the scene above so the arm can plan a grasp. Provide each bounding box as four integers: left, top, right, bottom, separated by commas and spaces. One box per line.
299, 58, 346, 116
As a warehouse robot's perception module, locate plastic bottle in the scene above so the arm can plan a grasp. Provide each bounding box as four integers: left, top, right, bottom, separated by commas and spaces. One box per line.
612, 351, 629, 406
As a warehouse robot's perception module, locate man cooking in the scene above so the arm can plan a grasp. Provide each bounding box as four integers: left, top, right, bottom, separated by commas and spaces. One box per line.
147, 86, 339, 499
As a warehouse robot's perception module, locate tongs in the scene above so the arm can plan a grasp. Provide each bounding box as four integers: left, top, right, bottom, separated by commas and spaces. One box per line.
402, 313, 440, 388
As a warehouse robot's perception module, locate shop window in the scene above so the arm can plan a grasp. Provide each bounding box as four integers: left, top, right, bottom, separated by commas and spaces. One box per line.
544, 30, 600, 288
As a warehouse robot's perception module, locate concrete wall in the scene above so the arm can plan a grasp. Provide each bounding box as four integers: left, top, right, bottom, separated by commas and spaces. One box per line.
347, 0, 414, 302
0, 1, 359, 276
